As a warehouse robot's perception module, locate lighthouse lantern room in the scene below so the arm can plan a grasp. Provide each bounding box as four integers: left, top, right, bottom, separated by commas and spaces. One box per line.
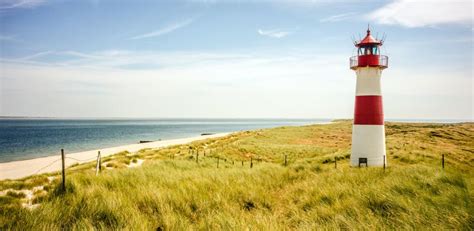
349, 27, 388, 167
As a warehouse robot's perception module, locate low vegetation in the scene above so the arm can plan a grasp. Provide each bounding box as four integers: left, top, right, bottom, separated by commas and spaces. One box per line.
0, 121, 473, 230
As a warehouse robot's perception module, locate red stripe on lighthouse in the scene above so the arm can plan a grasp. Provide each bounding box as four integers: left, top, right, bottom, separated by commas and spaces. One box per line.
354, 95, 384, 125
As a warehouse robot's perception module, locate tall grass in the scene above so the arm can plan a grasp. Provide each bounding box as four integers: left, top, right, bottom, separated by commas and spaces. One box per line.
1, 121, 473, 230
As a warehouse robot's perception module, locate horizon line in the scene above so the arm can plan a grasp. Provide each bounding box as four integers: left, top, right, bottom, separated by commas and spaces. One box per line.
0, 116, 472, 123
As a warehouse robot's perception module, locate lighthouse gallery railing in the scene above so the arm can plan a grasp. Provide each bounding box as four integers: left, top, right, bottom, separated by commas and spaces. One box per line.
350, 55, 388, 69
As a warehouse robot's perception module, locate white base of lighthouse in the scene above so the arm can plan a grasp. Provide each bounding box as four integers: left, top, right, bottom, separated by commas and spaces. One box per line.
350, 125, 386, 167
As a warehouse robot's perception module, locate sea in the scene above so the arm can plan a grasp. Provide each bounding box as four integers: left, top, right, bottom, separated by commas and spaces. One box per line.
0, 118, 328, 163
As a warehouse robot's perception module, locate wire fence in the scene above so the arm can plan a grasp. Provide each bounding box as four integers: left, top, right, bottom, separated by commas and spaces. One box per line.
66, 157, 97, 162
29, 154, 98, 176
25, 146, 448, 183
32, 158, 62, 175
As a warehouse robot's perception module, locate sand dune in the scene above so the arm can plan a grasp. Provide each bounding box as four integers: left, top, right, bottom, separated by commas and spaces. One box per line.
0, 133, 230, 180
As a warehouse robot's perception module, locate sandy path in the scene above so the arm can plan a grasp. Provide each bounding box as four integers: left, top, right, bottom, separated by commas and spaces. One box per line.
0, 133, 230, 180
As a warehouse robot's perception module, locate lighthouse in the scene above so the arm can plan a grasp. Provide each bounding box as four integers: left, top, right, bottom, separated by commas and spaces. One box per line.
349, 27, 388, 167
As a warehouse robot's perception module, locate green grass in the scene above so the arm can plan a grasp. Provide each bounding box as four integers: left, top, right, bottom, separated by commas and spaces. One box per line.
0, 121, 473, 230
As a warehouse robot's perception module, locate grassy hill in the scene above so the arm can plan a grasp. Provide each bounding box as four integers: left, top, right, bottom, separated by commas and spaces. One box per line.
1, 121, 473, 230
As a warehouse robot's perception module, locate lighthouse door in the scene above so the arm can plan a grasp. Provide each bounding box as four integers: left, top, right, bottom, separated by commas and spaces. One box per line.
358, 158, 368, 167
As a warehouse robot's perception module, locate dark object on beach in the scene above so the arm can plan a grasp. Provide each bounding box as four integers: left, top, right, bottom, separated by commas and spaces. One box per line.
201, 133, 215, 136
139, 140, 152, 143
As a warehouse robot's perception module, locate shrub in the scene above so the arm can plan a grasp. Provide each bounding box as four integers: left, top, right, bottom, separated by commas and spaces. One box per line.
6, 191, 26, 199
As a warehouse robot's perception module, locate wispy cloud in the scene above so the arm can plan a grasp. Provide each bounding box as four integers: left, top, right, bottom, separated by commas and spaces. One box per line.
0, 35, 17, 42
320, 12, 357, 22
0, 0, 46, 9
129, 18, 195, 40
2, 49, 471, 119
257, 29, 291, 38
16, 50, 54, 61
367, 0, 472, 28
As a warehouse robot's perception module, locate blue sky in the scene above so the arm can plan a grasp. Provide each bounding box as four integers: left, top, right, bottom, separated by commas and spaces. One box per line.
0, 0, 472, 119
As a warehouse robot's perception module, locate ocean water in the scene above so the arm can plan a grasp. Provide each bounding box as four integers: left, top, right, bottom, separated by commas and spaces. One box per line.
0, 118, 327, 163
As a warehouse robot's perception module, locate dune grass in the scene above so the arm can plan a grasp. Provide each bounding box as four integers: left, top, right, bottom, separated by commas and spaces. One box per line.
0, 121, 473, 230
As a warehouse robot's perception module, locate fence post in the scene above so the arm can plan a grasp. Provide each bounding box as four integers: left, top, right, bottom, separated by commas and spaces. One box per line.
284, 155, 287, 166
99, 151, 102, 172
196, 153, 199, 164
250, 158, 253, 168
217, 157, 219, 168
241, 161, 244, 166
442, 154, 445, 169
96, 151, 101, 176
383, 155, 386, 171
335, 157, 337, 169
61, 149, 66, 192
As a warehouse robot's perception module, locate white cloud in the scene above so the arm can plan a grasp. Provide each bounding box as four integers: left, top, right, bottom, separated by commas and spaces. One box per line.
0, 49, 352, 118
0, 0, 46, 9
320, 12, 357, 22
1, 48, 471, 120
367, 0, 472, 28
129, 18, 195, 40
257, 29, 291, 38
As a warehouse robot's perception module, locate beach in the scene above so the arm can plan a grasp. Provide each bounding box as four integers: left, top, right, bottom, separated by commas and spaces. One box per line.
0, 133, 230, 180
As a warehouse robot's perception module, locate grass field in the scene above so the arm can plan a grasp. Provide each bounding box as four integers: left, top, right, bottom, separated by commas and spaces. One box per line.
1, 121, 473, 230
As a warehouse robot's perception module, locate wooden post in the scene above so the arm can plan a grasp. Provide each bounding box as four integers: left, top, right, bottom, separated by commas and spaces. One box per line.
284, 155, 287, 166
61, 149, 66, 192
241, 161, 244, 166
250, 158, 253, 168
335, 157, 337, 169
196, 153, 199, 164
217, 157, 219, 168
383, 155, 386, 171
99, 151, 102, 172
442, 154, 445, 169
96, 151, 101, 176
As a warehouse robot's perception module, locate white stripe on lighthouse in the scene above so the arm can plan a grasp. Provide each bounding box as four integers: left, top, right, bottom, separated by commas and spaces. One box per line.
355, 67, 382, 96
351, 124, 387, 166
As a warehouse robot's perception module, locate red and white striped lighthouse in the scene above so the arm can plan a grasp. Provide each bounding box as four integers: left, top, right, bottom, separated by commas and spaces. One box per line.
349, 27, 388, 167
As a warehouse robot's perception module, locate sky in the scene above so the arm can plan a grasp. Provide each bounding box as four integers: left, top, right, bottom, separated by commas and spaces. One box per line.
0, 0, 472, 120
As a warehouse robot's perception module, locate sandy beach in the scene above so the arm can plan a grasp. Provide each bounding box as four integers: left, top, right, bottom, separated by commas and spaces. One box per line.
0, 133, 230, 180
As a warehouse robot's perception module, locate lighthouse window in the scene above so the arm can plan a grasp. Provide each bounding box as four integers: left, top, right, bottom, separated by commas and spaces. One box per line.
372, 46, 378, 55
359, 46, 379, 55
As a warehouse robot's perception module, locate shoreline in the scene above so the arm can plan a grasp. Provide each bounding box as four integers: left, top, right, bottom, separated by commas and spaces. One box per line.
0, 133, 230, 180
